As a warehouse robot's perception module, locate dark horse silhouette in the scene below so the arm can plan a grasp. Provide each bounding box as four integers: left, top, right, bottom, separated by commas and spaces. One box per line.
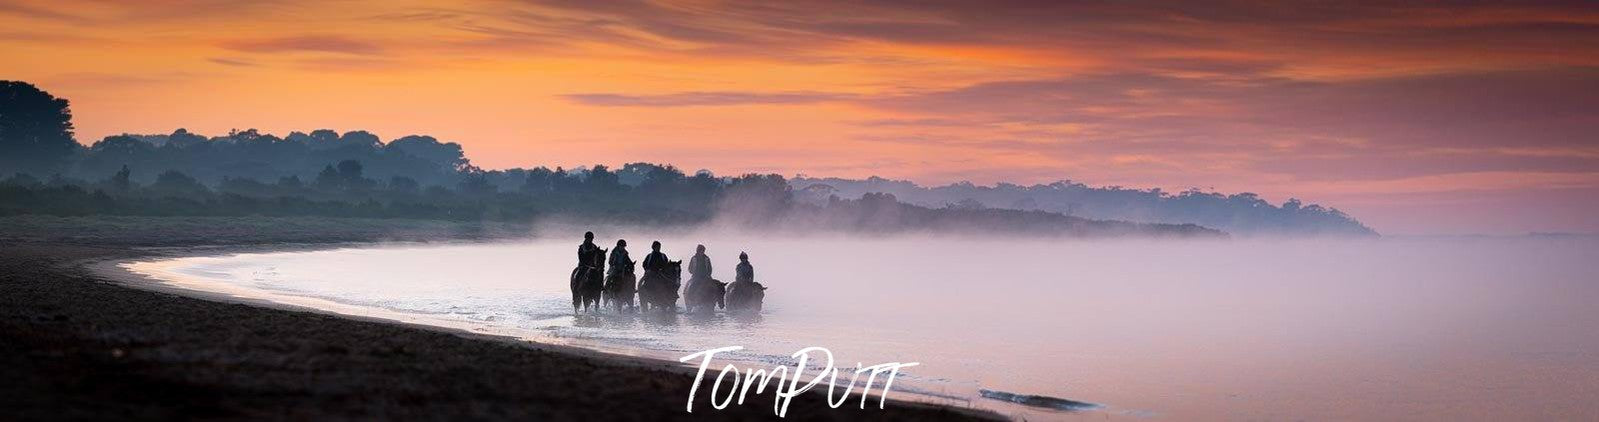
683, 277, 727, 314
603, 258, 637, 311
570, 247, 606, 313
637, 260, 681, 313
724, 280, 766, 314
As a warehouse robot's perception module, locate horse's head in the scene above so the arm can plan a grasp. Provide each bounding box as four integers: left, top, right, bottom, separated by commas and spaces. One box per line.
593, 248, 608, 265
668, 260, 682, 279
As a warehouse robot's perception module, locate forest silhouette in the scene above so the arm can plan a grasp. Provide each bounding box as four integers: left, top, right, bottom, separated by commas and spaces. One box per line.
0, 81, 1370, 236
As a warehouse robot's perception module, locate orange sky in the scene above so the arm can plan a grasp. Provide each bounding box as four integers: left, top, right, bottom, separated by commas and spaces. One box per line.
3, 0, 1596, 234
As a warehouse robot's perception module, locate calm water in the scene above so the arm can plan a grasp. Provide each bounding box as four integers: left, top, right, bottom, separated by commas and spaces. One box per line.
124, 235, 1599, 420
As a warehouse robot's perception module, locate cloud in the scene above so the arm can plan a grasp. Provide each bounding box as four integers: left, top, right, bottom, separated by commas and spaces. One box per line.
504, 1, 1599, 61
562, 91, 858, 107
206, 57, 258, 67
43, 71, 210, 88
221, 35, 384, 55
0, 1, 91, 23
1, 0, 295, 23
854, 118, 973, 127
849, 67, 1599, 181
293, 57, 402, 71
0, 31, 95, 44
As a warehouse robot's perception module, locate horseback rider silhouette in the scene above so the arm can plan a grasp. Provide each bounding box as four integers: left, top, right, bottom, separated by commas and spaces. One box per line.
689, 244, 712, 282
570, 232, 607, 312
643, 241, 673, 288
578, 231, 601, 269
725, 251, 765, 313
735, 252, 754, 283
608, 239, 632, 276
683, 244, 725, 313
603, 238, 637, 310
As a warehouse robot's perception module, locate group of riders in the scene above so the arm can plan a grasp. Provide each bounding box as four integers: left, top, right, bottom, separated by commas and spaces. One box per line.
570, 231, 766, 314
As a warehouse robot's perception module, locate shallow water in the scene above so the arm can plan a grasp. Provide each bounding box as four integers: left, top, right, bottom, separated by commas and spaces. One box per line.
125, 235, 1599, 420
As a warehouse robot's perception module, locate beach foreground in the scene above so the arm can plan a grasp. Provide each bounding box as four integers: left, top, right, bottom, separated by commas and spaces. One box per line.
0, 216, 995, 421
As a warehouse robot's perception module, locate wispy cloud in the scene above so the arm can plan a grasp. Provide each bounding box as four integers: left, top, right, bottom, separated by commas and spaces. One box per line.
562, 91, 859, 107
0, 1, 91, 23
221, 35, 385, 55
206, 57, 258, 67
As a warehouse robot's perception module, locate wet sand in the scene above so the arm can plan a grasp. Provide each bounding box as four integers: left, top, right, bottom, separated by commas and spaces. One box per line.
0, 216, 998, 421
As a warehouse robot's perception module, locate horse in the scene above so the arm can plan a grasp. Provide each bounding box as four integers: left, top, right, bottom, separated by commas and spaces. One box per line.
637, 260, 682, 313
683, 277, 727, 315
603, 259, 637, 311
724, 279, 766, 314
569, 247, 607, 313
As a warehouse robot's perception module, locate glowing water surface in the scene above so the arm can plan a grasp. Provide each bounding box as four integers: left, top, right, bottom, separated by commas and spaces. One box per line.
124, 235, 1599, 420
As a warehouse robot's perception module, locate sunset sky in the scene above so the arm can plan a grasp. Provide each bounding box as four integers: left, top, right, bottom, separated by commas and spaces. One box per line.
3, 0, 1596, 235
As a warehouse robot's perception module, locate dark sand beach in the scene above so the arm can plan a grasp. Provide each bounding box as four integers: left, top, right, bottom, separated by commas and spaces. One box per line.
0, 216, 997, 421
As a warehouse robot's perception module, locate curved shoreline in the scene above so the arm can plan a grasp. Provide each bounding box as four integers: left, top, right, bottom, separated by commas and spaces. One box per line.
27, 237, 1004, 420
0, 215, 1005, 421
86, 242, 695, 371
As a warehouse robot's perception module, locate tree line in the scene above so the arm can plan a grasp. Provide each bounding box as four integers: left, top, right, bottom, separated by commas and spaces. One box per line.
0, 80, 1230, 237
793, 176, 1377, 236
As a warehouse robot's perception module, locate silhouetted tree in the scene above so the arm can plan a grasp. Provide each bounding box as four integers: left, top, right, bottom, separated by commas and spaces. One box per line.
314, 165, 340, 190
388, 135, 468, 172
585, 164, 622, 193
0, 81, 78, 175
551, 167, 582, 193
109, 165, 132, 192
388, 176, 419, 194
150, 170, 207, 197
457, 171, 494, 195
718, 174, 792, 225
335, 159, 375, 191
522, 167, 556, 195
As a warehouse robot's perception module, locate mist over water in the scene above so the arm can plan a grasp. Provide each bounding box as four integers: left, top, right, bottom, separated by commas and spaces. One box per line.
126, 234, 1599, 420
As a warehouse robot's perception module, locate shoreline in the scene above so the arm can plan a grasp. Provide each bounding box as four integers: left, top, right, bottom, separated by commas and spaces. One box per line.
92, 244, 1006, 417
0, 217, 1004, 420
86, 244, 733, 382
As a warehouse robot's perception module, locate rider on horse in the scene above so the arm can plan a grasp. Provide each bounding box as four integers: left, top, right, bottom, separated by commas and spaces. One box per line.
643, 241, 673, 288
683, 244, 722, 312
688, 244, 712, 282
735, 252, 754, 283
724, 251, 765, 313
570, 231, 607, 312
578, 231, 602, 269
608, 239, 632, 276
